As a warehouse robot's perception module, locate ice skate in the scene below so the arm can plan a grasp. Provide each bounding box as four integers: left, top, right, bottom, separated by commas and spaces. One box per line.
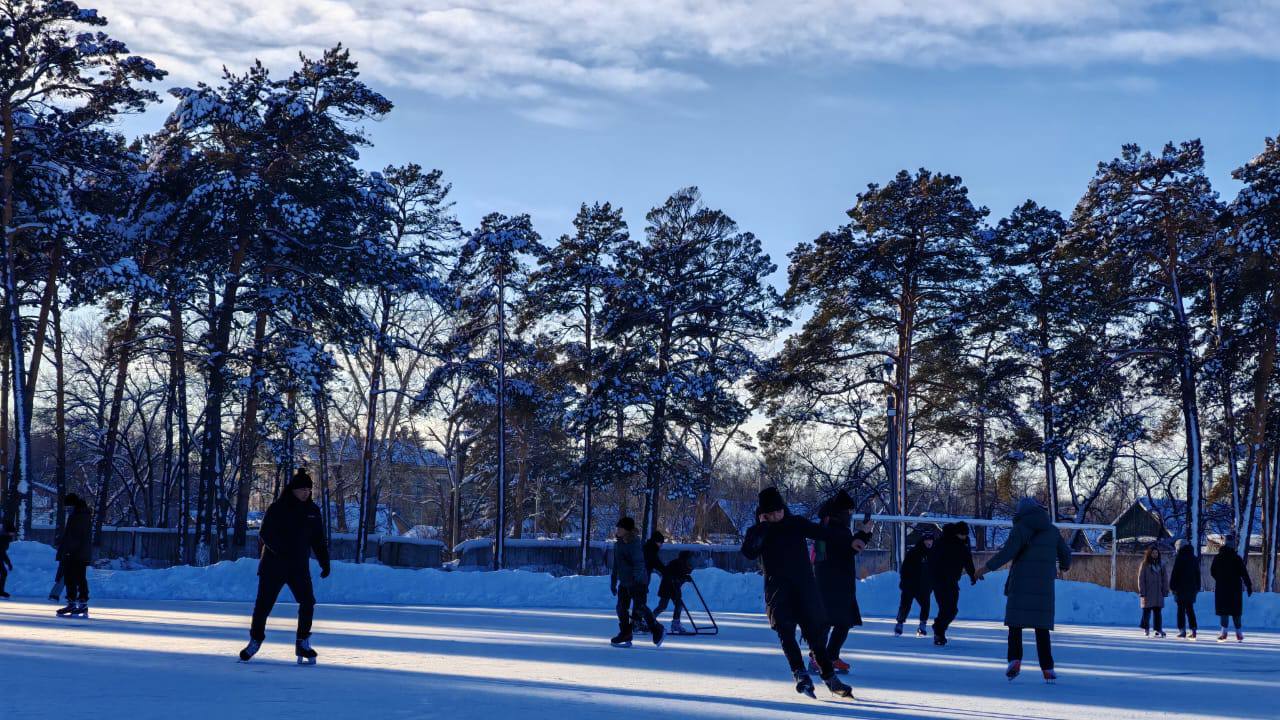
1005, 660, 1022, 680
1042, 669, 1057, 684
822, 672, 854, 698
295, 638, 317, 665
794, 670, 815, 698
893, 622, 903, 636
610, 633, 633, 648
239, 638, 262, 662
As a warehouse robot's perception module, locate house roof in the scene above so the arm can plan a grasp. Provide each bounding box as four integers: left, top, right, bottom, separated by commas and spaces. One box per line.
1112, 498, 1257, 540
299, 438, 448, 468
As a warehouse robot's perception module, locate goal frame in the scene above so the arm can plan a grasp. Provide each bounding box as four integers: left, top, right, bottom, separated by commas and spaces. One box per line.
867, 513, 1118, 590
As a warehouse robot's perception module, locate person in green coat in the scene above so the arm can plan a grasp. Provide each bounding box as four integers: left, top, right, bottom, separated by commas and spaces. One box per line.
976, 498, 1072, 682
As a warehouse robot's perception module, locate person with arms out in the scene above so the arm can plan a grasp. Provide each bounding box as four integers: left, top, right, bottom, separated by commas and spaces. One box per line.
976, 497, 1071, 683
741, 487, 853, 700
929, 521, 978, 646
1168, 539, 1200, 639
1137, 546, 1170, 637
610, 517, 664, 648
895, 530, 934, 637
55, 494, 93, 618
240, 468, 331, 665
1210, 534, 1252, 642
632, 531, 667, 633
811, 490, 870, 673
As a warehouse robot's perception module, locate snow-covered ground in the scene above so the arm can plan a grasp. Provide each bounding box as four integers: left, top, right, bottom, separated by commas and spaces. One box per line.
1, 595, 1275, 720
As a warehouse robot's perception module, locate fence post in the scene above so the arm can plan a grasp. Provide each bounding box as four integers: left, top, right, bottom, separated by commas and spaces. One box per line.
1110, 526, 1117, 590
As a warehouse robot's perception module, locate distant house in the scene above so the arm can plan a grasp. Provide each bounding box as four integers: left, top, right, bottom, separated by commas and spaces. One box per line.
1101, 498, 1259, 551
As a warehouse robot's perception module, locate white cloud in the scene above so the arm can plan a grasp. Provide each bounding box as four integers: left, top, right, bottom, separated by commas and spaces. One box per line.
91, 0, 1280, 123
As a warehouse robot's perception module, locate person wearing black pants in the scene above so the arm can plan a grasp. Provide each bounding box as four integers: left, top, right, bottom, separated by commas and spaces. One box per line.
977, 498, 1072, 682
55, 494, 93, 618
610, 517, 663, 647
895, 531, 934, 636
1211, 534, 1252, 642
654, 550, 694, 634
741, 487, 853, 699
812, 490, 870, 673
1168, 539, 1200, 638
240, 469, 331, 664
929, 521, 977, 645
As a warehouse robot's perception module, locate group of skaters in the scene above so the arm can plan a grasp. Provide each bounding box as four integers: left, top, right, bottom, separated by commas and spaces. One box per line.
1134, 534, 1254, 642
741, 490, 1072, 698
4, 469, 1265, 693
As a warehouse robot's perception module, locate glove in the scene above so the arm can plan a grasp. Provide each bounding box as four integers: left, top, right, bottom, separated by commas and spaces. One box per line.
320, 564, 331, 579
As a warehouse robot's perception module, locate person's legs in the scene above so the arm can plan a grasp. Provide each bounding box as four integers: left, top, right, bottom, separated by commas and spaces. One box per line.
1153, 607, 1163, 634
1232, 615, 1242, 629
1033, 629, 1054, 670
653, 595, 670, 617
917, 591, 931, 625
800, 619, 835, 677
1140, 607, 1151, 631
775, 621, 805, 673
826, 624, 851, 659
1185, 602, 1197, 632
896, 590, 914, 624
1175, 601, 1187, 632
615, 586, 633, 636
249, 572, 287, 642
629, 586, 659, 631
64, 562, 88, 603
284, 574, 317, 640
933, 586, 958, 636
1007, 627, 1024, 662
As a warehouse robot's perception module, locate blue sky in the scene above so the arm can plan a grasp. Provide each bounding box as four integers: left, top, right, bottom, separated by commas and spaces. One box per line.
103, 1, 1279, 284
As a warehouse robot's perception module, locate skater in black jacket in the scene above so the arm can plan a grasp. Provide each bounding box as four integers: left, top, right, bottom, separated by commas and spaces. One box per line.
741, 487, 853, 699
240, 469, 331, 664
55, 494, 93, 618
811, 490, 870, 673
611, 517, 663, 647
654, 550, 694, 634
929, 522, 977, 645
1168, 539, 1200, 639
1210, 534, 1252, 642
895, 530, 935, 636
632, 532, 668, 633
0, 529, 12, 598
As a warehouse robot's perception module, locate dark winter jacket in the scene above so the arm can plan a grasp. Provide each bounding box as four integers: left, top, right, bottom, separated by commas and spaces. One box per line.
258, 491, 329, 578
1138, 560, 1170, 609
741, 513, 835, 629
928, 525, 977, 589
1169, 545, 1201, 602
57, 503, 94, 565
814, 519, 863, 627
985, 503, 1072, 629
0, 532, 11, 571
1210, 547, 1252, 617
643, 537, 666, 578
612, 532, 647, 588
659, 553, 694, 600
898, 542, 933, 595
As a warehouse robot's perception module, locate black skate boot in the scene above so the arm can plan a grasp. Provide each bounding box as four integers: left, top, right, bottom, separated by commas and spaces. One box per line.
916, 622, 927, 637
651, 623, 665, 647
72, 602, 89, 619
1006, 660, 1022, 680
239, 638, 262, 662
793, 670, 816, 698
55, 603, 77, 617
610, 632, 633, 648
822, 672, 854, 698
295, 638, 317, 666
893, 622, 903, 636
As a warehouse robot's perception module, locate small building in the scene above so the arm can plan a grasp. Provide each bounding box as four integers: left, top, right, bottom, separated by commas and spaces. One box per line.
1101, 498, 1259, 551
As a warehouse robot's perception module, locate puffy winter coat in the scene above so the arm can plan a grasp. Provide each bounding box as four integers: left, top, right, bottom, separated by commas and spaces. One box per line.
985, 504, 1072, 629
1168, 545, 1201, 602
1210, 548, 1252, 617
899, 542, 933, 595
1137, 560, 1170, 609
741, 513, 834, 629
258, 491, 329, 578
612, 532, 647, 588
814, 519, 863, 627
659, 554, 693, 600
57, 503, 94, 565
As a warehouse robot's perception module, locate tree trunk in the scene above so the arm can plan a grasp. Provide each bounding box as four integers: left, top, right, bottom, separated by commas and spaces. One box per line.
168, 292, 193, 562
53, 303, 67, 537
93, 298, 143, 543
233, 309, 269, 549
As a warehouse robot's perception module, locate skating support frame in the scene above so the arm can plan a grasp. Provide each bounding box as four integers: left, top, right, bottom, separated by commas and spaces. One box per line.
679, 578, 719, 636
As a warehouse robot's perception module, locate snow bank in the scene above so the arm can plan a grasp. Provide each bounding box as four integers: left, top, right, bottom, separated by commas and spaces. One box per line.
7, 540, 1278, 628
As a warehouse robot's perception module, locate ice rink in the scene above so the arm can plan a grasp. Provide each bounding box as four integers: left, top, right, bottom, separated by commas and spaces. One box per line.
0, 597, 1274, 719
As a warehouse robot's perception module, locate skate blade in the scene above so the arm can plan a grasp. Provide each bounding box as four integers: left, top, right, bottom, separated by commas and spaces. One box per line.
296, 657, 316, 666
610, 641, 633, 648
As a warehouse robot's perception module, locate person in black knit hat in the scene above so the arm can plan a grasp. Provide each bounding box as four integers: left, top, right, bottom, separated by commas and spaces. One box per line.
240, 468, 331, 665
741, 487, 853, 699
928, 521, 978, 645
895, 528, 935, 636
811, 490, 872, 674
55, 494, 93, 618
610, 517, 664, 647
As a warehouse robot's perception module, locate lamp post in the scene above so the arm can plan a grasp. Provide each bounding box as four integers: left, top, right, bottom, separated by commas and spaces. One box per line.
883, 356, 904, 569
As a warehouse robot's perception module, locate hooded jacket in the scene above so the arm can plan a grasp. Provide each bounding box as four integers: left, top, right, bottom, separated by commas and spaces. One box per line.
929, 522, 977, 588
258, 490, 329, 578
1168, 544, 1201, 601
58, 498, 94, 565
985, 500, 1072, 629
612, 530, 647, 588
1210, 546, 1252, 617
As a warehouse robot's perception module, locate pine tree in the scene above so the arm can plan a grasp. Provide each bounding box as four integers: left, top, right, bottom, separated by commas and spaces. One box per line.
1071, 141, 1222, 552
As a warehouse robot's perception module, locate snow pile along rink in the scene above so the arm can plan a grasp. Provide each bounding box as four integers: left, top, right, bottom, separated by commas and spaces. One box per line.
7, 540, 1278, 628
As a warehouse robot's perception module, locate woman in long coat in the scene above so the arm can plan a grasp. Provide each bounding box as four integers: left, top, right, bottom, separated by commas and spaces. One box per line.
812, 491, 871, 673
1137, 546, 1170, 637
977, 498, 1071, 682
1168, 539, 1200, 639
